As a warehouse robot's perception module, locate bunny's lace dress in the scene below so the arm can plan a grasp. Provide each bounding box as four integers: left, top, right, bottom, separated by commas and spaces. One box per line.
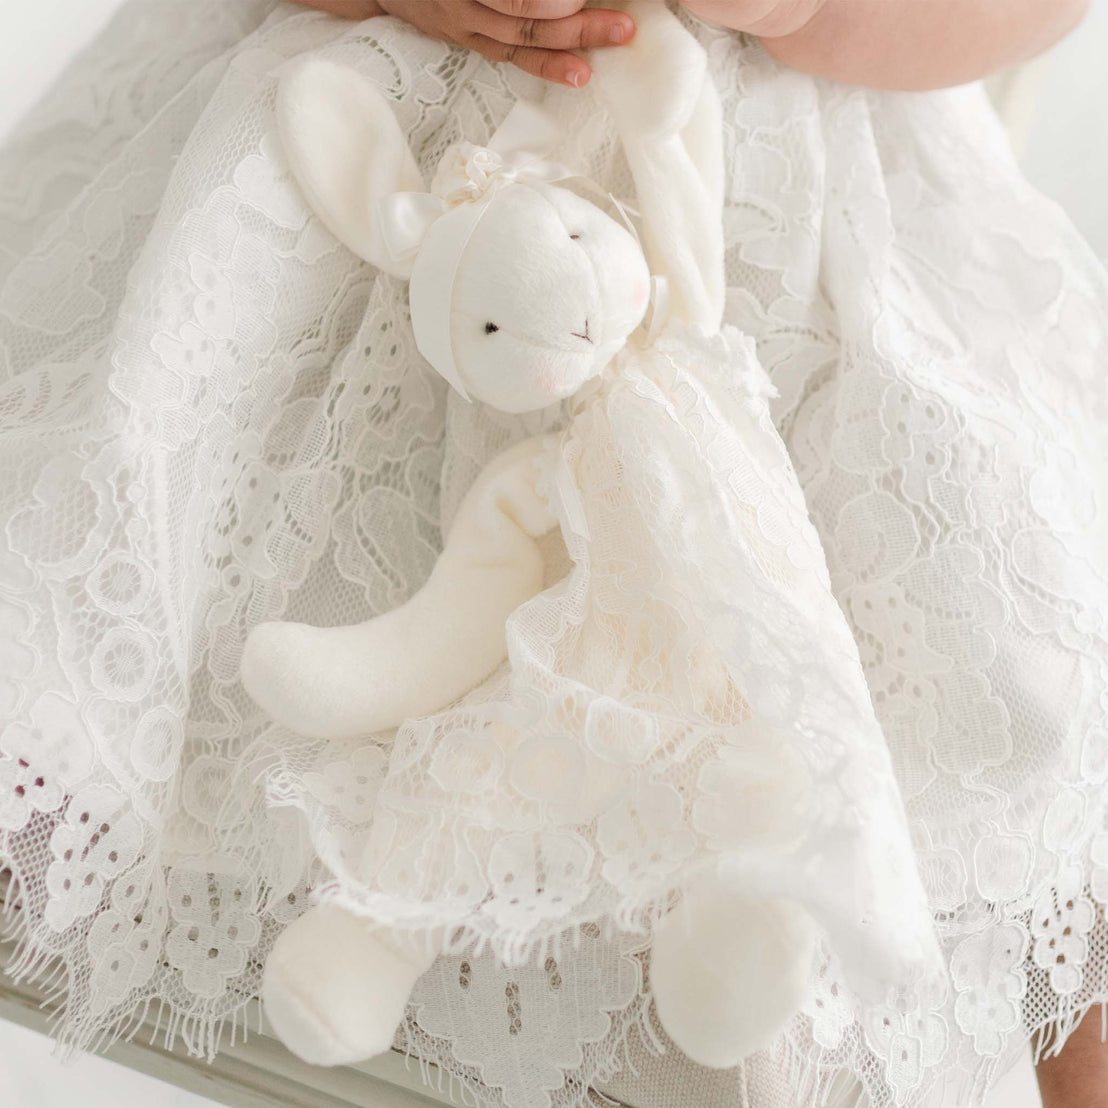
1, 2, 1106, 1107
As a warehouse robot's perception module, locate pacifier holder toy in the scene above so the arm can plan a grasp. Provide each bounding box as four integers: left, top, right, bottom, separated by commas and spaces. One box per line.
244, 0, 938, 1071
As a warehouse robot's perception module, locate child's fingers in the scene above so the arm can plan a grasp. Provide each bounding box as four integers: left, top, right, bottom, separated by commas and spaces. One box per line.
477, 0, 591, 18
473, 5, 635, 49
467, 35, 593, 87
289, 0, 384, 15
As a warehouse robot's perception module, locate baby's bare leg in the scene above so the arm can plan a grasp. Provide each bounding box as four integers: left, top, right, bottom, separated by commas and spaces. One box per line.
1036, 1010, 1108, 1108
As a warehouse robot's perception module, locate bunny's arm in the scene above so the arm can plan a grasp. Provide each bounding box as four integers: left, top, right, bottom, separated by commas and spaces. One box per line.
587, 0, 725, 332
242, 437, 559, 740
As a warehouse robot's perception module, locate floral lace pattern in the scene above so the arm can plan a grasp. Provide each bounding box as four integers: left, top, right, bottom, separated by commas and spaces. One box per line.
275, 320, 934, 1021
1, 2, 1107, 1107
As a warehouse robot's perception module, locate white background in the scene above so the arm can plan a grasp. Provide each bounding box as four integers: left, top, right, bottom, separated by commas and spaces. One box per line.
1, 0, 1105, 1105
1019, 0, 1108, 258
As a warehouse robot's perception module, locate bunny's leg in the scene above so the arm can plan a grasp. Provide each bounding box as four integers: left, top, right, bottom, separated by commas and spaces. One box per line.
242, 436, 558, 739
263, 903, 440, 1066
651, 876, 816, 1068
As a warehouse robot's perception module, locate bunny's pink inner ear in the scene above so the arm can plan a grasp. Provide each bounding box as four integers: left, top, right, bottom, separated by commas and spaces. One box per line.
276, 56, 425, 278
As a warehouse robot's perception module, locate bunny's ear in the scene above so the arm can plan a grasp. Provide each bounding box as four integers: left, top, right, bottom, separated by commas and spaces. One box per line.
277, 57, 426, 278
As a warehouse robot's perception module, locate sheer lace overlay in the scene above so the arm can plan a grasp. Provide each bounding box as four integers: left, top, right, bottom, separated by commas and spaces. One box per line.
1, 2, 1107, 1106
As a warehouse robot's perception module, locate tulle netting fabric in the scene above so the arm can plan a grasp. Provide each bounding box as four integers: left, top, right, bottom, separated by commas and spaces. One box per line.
1, 2, 1107, 1107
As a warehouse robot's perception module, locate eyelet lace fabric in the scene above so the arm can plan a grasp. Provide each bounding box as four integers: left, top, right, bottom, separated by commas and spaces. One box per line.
1, 2, 1107, 1107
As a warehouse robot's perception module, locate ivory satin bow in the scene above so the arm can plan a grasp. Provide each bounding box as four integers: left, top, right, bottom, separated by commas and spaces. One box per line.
374, 100, 573, 270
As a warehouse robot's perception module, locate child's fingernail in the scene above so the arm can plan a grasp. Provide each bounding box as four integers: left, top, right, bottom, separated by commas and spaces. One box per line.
609, 24, 625, 43
568, 68, 587, 87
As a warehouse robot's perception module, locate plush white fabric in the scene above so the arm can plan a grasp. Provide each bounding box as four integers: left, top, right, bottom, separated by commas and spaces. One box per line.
243, 436, 558, 738
447, 183, 650, 412
276, 56, 424, 277
276, 56, 650, 412
650, 882, 816, 1068
11, 0, 1105, 1103
263, 903, 439, 1066
588, 0, 725, 329
248, 0, 934, 1071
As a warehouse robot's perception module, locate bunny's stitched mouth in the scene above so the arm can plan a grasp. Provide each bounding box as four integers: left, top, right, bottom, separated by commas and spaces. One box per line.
571, 319, 593, 344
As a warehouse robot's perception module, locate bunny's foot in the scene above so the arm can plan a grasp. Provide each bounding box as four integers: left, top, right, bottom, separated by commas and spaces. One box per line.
588, 0, 708, 140
651, 879, 816, 1068
263, 904, 437, 1067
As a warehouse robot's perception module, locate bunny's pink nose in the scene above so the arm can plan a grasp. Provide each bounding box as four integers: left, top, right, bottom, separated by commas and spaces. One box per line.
571, 319, 593, 344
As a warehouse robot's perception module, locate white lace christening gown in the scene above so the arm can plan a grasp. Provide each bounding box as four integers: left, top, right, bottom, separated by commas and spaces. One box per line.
1, 3, 1106, 1107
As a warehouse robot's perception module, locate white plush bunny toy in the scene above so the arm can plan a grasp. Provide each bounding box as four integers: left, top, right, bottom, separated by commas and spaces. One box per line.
244, 0, 935, 1076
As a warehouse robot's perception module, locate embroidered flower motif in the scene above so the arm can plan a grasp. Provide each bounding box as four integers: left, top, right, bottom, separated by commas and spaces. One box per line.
230, 460, 283, 577
584, 697, 659, 765
429, 728, 505, 794
44, 785, 142, 932
130, 706, 185, 783
833, 491, 920, 586
6, 454, 107, 576
692, 740, 810, 853
361, 807, 486, 911
89, 625, 158, 702
804, 959, 854, 1050
902, 550, 1012, 777
431, 143, 517, 206
972, 833, 1033, 903
85, 552, 156, 618
204, 431, 263, 565
879, 378, 953, 479
916, 845, 968, 914
950, 924, 1027, 1056
84, 861, 168, 1014
596, 782, 694, 898
232, 132, 310, 231
151, 321, 217, 381
485, 831, 593, 932
1042, 789, 1087, 853
410, 932, 640, 1108
188, 252, 237, 341
165, 870, 261, 999
0, 692, 94, 831
1030, 867, 1096, 995
1080, 726, 1108, 783
305, 744, 387, 824
179, 754, 235, 848
86, 906, 165, 1015
863, 1000, 948, 1099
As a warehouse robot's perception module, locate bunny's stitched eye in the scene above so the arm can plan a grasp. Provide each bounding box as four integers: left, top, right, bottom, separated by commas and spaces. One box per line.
485, 322, 499, 334
569, 233, 581, 240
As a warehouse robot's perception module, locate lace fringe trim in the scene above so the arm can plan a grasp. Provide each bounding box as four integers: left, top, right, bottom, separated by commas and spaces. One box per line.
4, 846, 1106, 1108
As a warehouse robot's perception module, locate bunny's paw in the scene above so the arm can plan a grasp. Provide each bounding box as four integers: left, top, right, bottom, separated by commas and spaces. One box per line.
651, 880, 816, 1067
588, 0, 708, 140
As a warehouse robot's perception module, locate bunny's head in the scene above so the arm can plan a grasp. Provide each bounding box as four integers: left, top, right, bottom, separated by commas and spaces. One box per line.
278, 59, 651, 414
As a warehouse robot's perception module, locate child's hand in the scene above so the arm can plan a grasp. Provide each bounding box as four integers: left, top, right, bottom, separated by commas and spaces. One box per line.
288, 1, 636, 88
678, 0, 823, 36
